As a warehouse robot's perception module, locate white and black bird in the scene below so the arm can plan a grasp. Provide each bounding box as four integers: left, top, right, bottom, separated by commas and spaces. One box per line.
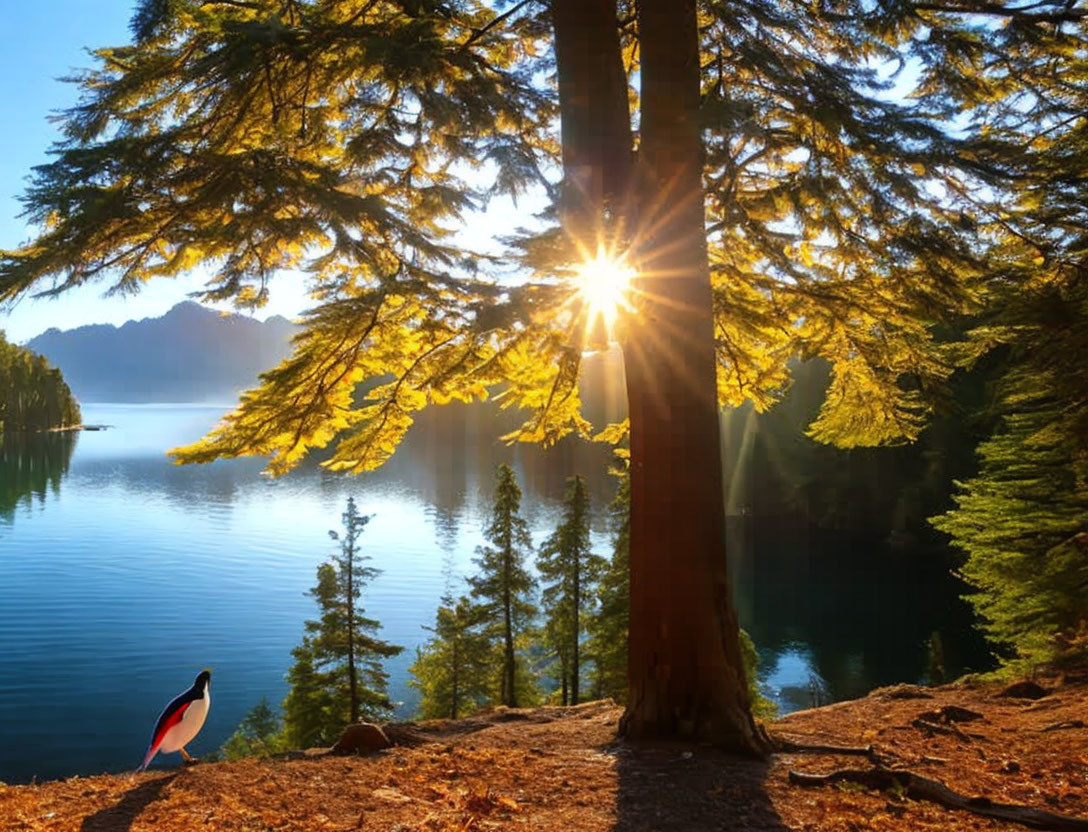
138, 669, 211, 772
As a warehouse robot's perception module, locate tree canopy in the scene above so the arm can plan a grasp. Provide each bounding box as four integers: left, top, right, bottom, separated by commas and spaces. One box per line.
0, 0, 1039, 470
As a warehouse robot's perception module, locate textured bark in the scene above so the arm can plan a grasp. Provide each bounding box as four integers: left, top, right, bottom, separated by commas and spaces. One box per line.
549, 0, 762, 750
550, 0, 633, 248
502, 577, 516, 707
618, 0, 764, 752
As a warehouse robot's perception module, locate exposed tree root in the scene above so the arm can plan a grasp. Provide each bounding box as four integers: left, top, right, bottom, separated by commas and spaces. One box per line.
1041, 719, 1085, 733
788, 767, 1088, 832
911, 717, 984, 742
767, 733, 888, 764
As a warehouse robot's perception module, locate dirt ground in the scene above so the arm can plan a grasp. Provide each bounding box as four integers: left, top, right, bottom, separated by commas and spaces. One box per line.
2, 674, 1086, 831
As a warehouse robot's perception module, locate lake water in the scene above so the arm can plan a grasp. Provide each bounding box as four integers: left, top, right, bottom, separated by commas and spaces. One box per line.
0, 404, 992, 784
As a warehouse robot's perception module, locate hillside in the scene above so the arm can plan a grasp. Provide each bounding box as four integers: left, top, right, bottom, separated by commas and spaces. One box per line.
3, 676, 1086, 831
25, 302, 297, 403
0, 333, 80, 433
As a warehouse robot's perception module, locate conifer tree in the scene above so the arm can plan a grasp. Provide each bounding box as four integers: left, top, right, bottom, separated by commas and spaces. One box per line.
409, 595, 491, 719
537, 476, 604, 705
282, 648, 339, 748
924, 2, 1088, 670
4, 0, 1077, 747
0, 333, 81, 435
588, 466, 630, 703
283, 498, 401, 746
469, 464, 536, 707
219, 698, 286, 760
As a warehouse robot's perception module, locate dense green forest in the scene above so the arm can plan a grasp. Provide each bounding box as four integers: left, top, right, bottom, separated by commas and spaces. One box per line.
0, 331, 81, 435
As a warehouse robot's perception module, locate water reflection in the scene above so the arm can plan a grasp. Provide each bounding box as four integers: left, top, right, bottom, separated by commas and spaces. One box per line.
0, 401, 996, 784
0, 430, 78, 523
728, 521, 995, 710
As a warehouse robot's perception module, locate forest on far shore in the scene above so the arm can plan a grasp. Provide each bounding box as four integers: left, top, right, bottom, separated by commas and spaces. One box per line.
0, 332, 81, 436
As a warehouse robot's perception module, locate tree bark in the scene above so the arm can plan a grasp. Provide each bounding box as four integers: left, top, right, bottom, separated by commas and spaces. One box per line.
548, 0, 763, 751
619, 0, 764, 752
502, 566, 516, 707
572, 554, 580, 706
550, 0, 633, 251
346, 534, 358, 724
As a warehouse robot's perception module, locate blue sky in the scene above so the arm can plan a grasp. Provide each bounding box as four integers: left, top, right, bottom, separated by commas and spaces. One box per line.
0, 2, 311, 343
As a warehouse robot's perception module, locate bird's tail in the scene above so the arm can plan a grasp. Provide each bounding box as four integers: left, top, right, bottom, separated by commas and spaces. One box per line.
136, 743, 159, 773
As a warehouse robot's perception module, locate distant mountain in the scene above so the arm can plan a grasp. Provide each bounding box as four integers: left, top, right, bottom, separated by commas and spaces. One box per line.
26, 302, 298, 403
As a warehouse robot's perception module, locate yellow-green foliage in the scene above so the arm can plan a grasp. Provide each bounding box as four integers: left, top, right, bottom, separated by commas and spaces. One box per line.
0, 0, 1029, 479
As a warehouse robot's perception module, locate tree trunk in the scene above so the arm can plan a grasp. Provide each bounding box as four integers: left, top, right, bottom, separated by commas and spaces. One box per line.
549, 0, 762, 750
502, 574, 516, 707
572, 555, 580, 706
451, 632, 460, 720
619, 0, 764, 753
550, 0, 633, 252
346, 538, 358, 724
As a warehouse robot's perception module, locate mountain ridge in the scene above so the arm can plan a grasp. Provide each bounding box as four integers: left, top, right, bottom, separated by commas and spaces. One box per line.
26, 301, 298, 403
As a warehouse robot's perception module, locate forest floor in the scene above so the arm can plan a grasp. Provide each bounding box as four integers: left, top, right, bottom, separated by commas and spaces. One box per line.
3, 672, 1087, 831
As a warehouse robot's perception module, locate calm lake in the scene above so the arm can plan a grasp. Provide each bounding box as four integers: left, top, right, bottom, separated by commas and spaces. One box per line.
0, 404, 992, 784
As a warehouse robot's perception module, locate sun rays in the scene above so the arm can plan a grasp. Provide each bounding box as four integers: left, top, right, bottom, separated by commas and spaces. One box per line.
575, 248, 636, 338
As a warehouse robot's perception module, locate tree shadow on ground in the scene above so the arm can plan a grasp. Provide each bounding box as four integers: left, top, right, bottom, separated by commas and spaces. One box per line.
613, 743, 788, 831
80, 773, 177, 832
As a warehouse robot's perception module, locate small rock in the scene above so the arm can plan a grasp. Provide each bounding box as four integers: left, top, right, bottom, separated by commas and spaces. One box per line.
332, 722, 391, 755
1002, 761, 1021, 774
371, 787, 413, 804
997, 680, 1049, 700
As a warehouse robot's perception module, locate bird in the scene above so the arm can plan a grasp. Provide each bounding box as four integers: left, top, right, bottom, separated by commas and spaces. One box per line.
138, 669, 211, 772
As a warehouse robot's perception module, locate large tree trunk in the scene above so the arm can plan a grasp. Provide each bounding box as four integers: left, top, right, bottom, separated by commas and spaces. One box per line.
620, 0, 764, 753
550, 0, 633, 252
549, 0, 762, 750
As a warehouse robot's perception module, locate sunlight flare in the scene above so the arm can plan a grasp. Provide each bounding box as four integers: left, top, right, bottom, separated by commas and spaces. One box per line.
574, 250, 636, 342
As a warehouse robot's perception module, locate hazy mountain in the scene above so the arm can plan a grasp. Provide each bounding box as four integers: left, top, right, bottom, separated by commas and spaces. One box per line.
26, 302, 298, 403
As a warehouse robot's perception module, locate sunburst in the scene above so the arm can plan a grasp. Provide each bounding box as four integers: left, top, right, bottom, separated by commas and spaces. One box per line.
574, 248, 636, 345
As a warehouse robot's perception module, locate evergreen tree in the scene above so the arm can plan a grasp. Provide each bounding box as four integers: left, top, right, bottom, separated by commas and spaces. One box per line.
409, 595, 491, 719
218, 698, 286, 760
0, 332, 81, 435
934, 341, 1088, 669
283, 498, 402, 746
5, 0, 1077, 747
282, 648, 339, 749
469, 464, 536, 707
933, 264, 1088, 669
537, 476, 604, 705
588, 465, 630, 703
927, 4, 1088, 671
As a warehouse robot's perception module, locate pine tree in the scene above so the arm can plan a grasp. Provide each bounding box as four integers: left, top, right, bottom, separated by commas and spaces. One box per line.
219, 698, 286, 760
283, 498, 402, 746
588, 465, 629, 703
469, 464, 536, 707
537, 476, 604, 705
409, 595, 491, 719
282, 648, 339, 748
925, 4, 1088, 671
5, 0, 1076, 747
0, 332, 81, 435
933, 267, 1088, 670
